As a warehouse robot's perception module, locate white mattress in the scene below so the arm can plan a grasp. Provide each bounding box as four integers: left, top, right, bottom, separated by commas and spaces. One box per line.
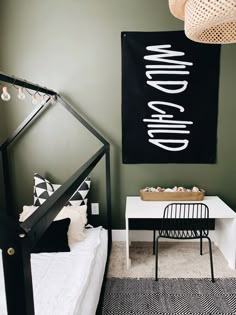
0, 226, 107, 315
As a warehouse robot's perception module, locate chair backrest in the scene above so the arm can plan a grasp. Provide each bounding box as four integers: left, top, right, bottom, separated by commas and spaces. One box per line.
160, 203, 209, 239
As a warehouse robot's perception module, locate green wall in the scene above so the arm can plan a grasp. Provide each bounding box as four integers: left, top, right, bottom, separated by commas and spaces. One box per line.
0, 0, 236, 228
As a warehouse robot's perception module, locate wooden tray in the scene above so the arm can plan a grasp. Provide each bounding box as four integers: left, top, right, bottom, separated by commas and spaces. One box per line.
140, 190, 205, 201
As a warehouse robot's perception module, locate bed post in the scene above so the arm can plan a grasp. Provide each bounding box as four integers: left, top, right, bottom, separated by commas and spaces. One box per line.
2, 238, 34, 315
1, 149, 15, 217
105, 144, 112, 252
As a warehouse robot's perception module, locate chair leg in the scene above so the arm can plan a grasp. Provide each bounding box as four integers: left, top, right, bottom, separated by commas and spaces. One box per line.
153, 230, 156, 255
200, 237, 203, 255
207, 237, 215, 283
155, 236, 159, 281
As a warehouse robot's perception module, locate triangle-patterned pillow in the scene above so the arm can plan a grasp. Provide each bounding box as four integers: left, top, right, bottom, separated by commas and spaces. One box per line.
33, 173, 91, 207
65, 178, 91, 207
33, 173, 55, 206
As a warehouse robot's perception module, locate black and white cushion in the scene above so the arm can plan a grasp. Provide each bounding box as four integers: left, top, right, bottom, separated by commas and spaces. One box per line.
66, 178, 91, 207
33, 173, 55, 206
33, 173, 91, 207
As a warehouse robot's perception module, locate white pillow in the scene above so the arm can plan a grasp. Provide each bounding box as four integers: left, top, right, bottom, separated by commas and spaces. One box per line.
55, 206, 87, 244
19, 205, 37, 222
20, 205, 87, 245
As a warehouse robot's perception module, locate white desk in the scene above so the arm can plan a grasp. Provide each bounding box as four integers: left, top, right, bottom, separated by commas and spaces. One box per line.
125, 196, 236, 270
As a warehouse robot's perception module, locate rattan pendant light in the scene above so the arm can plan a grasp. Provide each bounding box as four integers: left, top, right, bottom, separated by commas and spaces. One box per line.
168, 0, 236, 44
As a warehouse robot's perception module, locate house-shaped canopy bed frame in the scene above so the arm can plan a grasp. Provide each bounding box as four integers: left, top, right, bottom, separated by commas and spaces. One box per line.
0, 72, 112, 315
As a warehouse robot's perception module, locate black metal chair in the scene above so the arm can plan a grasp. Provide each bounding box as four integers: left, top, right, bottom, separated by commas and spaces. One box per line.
155, 203, 214, 282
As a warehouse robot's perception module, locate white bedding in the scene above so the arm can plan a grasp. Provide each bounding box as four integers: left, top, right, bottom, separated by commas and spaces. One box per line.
0, 226, 107, 315
78, 227, 107, 315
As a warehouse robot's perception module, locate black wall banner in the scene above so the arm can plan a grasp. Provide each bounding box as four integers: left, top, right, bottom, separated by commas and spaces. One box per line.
121, 31, 221, 164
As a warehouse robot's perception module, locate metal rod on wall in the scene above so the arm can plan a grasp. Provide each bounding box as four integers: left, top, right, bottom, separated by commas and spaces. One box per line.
0, 72, 57, 96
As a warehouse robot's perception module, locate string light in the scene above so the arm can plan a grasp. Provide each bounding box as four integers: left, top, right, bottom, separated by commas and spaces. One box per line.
40, 94, 47, 105
1, 87, 11, 101
0, 80, 56, 105
17, 87, 26, 100
31, 95, 38, 105
50, 95, 56, 104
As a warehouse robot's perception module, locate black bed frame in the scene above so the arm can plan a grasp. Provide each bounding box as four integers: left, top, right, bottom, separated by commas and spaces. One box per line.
0, 72, 112, 315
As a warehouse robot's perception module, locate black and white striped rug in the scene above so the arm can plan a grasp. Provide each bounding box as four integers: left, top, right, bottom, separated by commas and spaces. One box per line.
100, 278, 236, 314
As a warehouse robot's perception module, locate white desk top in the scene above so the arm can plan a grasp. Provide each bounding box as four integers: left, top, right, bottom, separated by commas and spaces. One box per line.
126, 196, 236, 219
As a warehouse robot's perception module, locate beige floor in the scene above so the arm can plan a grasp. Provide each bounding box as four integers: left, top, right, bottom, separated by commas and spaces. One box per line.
108, 241, 236, 279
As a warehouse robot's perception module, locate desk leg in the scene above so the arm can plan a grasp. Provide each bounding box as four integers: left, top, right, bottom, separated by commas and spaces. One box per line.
215, 218, 236, 269
125, 217, 131, 269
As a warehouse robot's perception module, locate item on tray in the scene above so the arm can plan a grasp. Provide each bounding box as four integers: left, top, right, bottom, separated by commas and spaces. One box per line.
140, 185, 205, 201
142, 186, 203, 193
